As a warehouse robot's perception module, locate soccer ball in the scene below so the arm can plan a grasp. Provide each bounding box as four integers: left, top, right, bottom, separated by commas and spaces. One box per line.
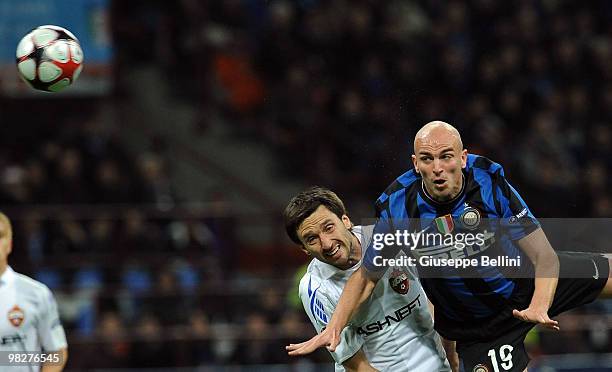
16, 25, 84, 92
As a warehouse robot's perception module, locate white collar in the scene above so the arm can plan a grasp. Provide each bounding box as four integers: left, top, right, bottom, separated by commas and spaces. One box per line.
0, 266, 15, 288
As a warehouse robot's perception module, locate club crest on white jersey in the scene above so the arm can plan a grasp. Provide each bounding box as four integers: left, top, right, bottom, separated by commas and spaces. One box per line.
7, 305, 24, 327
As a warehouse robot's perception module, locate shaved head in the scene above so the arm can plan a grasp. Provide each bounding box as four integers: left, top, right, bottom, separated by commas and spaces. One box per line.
412, 121, 467, 202
414, 121, 463, 154
0, 212, 12, 274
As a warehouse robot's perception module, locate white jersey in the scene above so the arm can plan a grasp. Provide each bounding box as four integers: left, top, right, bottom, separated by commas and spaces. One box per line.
299, 226, 450, 372
0, 267, 67, 372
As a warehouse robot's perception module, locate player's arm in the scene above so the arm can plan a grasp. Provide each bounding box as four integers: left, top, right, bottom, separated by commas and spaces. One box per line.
38, 287, 69, 371
494, 172, 561, 330
441, 338, 459, 372
41, 347, 67, 372
343, 349, 378, 372
513, 227, 560, 330
428, 300, 459, 372
287, 266, 378, 355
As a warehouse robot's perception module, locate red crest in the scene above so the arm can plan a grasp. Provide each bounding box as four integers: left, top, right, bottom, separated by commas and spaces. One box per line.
8, 305, 25, 327
388, 269, 410, 295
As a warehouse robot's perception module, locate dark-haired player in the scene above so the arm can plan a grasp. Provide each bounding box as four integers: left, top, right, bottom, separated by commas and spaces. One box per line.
287, 121, 612, 372
284, 186, 454, 371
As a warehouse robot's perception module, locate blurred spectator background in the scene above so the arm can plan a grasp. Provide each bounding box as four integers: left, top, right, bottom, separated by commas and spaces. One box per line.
1, 0, 612, 370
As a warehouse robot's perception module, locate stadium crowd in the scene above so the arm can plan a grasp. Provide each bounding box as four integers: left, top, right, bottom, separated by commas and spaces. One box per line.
114, 0, 612, 365
0, 104, 317, 367
0, 0, 611, 369
113, 0, 612, 217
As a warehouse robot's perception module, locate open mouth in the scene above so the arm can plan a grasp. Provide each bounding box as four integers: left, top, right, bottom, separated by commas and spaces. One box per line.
325, 244, 340, 257
433, 179, 446, 185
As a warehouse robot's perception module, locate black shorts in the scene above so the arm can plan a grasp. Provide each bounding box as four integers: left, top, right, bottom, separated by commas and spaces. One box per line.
457, 252, 609, 372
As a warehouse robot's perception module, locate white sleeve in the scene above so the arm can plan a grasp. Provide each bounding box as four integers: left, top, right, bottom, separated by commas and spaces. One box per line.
299, 274, 364, 364
37, 286, 68, 351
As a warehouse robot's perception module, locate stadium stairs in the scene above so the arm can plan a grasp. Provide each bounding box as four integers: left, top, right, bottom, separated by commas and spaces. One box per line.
118, 66, 306, 244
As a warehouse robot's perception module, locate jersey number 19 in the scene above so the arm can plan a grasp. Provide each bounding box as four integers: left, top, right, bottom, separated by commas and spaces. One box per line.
487, 345, 514, 371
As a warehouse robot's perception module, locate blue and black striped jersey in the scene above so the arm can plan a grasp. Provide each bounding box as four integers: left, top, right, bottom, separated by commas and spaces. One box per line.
363, 154, 540, 337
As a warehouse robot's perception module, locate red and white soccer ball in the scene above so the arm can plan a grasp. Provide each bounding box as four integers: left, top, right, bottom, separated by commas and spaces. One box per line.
16, 25, 84, 92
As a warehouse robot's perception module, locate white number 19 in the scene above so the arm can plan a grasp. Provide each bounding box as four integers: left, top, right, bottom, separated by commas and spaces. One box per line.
487, 344, 514, 371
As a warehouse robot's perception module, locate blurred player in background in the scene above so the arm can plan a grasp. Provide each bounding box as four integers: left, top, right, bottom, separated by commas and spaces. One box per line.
284, 186, 456, 371
287, 121, 612, 371
0, 213, 68, 372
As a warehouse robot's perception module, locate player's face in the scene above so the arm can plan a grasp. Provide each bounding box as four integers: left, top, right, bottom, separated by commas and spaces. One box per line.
297, 205, 358, 270
0, 219, 12, 265
412, 129, 467, 202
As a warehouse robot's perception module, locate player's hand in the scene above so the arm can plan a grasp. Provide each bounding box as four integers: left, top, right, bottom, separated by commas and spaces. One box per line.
286, 326, 341, 355
512, 307, 560, 330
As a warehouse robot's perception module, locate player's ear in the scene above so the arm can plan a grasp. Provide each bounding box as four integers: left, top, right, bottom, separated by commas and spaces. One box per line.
341, 215, 352, 230
300, 246, 311, 256
411, 154, 419, 174
461, 149, 468, 168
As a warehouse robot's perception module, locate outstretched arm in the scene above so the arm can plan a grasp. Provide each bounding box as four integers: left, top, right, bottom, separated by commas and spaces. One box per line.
41, 348, 68, 372
512, 227, 560, 330
287, 266, 378, 355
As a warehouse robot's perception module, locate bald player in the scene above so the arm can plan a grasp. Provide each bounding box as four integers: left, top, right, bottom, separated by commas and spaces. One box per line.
0, 213, 68, 371
287, 121, 612, 371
